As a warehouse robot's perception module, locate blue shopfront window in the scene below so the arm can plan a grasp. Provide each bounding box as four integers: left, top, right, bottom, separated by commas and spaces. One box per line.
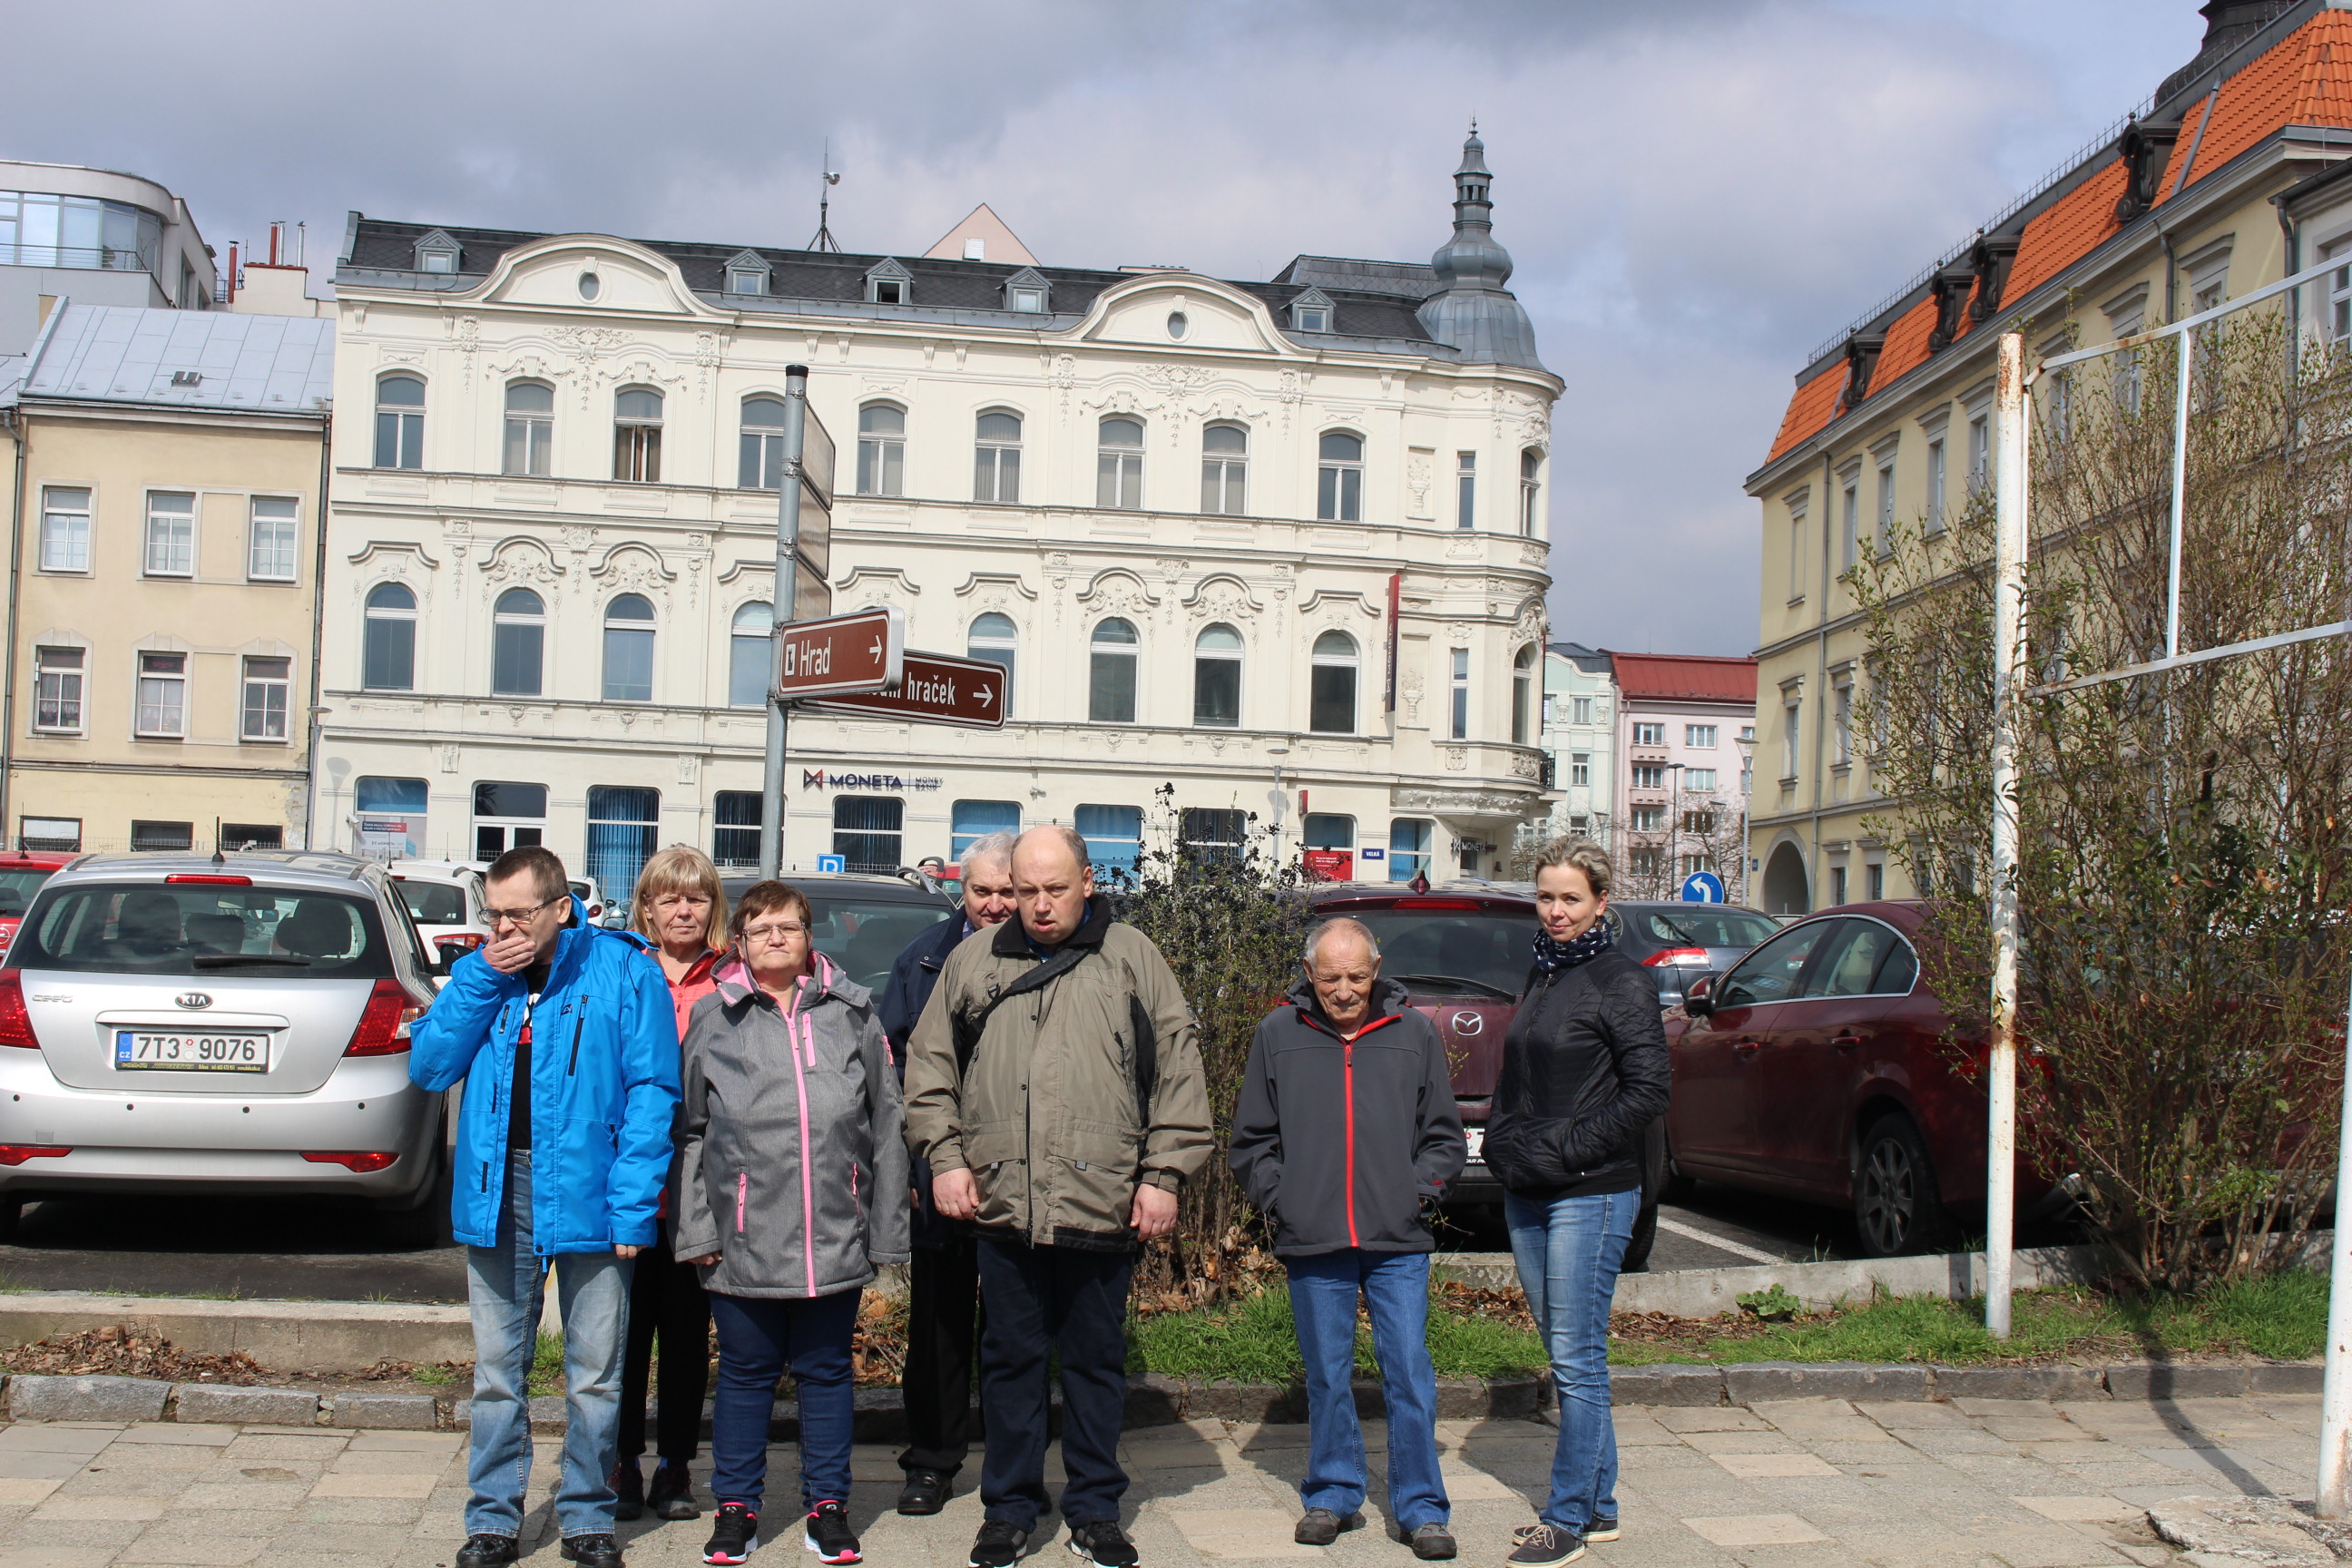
951, 800, 1021, 863
1075, 804, 1143, 882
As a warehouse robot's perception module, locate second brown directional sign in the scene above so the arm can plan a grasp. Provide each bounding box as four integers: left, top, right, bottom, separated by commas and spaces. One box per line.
770, 606, 904, 701
803, 649, 1007, 729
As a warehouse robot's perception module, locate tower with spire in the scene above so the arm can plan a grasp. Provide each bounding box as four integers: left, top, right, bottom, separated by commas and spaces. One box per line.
1416, 124, 1544, 371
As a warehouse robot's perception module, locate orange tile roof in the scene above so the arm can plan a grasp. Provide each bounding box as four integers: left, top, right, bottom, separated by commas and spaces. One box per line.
1611, 652, 1759, 704
1760, 10, 2352, 476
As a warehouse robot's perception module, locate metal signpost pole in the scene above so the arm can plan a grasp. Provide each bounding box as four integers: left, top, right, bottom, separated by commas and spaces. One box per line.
1985, 331, 2029, 1339
758, 366, 809, 880
2322, 965, 2352, 1514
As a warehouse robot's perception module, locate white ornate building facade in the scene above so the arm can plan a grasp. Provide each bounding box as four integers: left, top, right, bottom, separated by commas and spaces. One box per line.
315, 136, 1560, 892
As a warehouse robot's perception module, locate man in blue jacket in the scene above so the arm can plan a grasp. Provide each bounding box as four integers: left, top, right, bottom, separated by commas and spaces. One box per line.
875, 831, 1016, 1516
410, 847, 680, 1568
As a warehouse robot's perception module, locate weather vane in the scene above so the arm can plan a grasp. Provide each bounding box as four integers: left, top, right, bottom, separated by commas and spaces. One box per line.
809, 141, 842, 253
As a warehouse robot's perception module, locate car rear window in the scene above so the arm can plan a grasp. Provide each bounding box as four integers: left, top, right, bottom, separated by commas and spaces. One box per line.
1632, 909, 1778, 949
397, 880, 471, 925
804, 894, 955, 994
1349, 910, 1528, 1000
10, 885, 394, 978
0, 867, 57, 918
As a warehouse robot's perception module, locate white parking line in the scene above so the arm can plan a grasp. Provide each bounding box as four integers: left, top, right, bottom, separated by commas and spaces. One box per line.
1654, 1214, 1784, 1265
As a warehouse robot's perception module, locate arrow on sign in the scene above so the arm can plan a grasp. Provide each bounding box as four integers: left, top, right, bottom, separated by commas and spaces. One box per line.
803, 649, 1007, 729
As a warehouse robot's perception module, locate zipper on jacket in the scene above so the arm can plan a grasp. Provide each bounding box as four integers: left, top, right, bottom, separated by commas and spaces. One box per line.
786, 973, 819, 1295
736, 1172, 748, 1233
1344, 1039, 1359, 1248
566, 1005, 586, 1075
479, 1161, 488, 1193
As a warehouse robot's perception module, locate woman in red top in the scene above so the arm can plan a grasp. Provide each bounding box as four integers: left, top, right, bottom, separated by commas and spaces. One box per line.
612, 845, 730, 1521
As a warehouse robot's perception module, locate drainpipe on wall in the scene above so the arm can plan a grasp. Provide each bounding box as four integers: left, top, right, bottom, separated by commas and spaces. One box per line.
2276, 194, 2303, 377
2161, 222, 2179, 325
301, 405, 332, 849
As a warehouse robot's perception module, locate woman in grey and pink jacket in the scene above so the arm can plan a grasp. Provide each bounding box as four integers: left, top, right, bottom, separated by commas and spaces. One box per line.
673, 881, 909, 1567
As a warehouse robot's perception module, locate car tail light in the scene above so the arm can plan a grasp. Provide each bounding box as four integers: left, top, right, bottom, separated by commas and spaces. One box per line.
1642, 947, 1712, 966
166, 874, 252, 886
436, 933, 486, 952
300, 1151, 397, 1172
1398, 898, 1483, 910
0, 972, 37, 1049
0, 1144, 68, 1165
344, 978, 422, 1057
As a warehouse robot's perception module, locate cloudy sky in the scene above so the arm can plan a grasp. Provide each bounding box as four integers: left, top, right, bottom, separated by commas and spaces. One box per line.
4, 0, 2204, 657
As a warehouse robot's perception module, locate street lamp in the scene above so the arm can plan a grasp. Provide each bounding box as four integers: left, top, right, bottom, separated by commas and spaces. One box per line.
1733, 729, 1757, 904
1665, 760, 1686, 898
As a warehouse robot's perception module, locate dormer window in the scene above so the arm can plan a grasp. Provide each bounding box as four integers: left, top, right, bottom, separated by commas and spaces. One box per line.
1003, 267, 1049, 314
865, 258, 911, 306
724, 249, 770, 297
1290, 288, 1335, 334
413, 229, 460, 275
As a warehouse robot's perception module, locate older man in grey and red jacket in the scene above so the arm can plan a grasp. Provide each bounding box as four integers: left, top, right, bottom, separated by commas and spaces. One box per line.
1230, 916, 1465, 1561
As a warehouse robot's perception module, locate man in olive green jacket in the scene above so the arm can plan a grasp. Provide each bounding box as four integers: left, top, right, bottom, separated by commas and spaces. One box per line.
903, 826, 1210, 1568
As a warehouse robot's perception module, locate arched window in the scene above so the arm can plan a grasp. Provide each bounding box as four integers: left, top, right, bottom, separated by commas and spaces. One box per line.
374, 374, 424, 470
729, 601, 772, 708
362, 582, 416, 691
1309, 630, 1357, 734
974, 410, 1022, 504
1317, 430, 1363, 522
491, 587, 544, 697
1089, 617, 1138, 723
1519, 448, 1543, 536
1512, 644, 1537, 744
603, 593, 655, 702
612, 387, 662, 483
1200, 423, 1247, 515
1193, 622, 1241, 728
739, 397, 788, 490
503, 381, 553, 477
966, 612, 1016, 717
1097, 416, 1143, 510
857, 404, 905, 496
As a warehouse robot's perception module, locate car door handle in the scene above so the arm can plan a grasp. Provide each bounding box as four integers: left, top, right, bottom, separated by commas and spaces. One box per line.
1832, 1034, 1863, 1051
1730, 1038, 1761, 1055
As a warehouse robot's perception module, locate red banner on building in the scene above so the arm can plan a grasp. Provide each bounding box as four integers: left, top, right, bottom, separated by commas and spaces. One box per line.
1303, 849, 1354, 883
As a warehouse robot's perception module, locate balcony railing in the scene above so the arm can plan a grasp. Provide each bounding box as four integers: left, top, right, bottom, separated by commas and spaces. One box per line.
0, 242, 158, 274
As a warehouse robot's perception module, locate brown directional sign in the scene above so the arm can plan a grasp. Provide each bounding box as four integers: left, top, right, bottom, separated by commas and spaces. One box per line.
770, 606, 903, 701
803, 649, 1007, 729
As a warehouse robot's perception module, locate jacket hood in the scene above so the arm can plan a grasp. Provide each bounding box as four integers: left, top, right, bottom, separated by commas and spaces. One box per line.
1284, 971, 1416, 1028
713, 950, 873, 1011
991, 896, 1112, 957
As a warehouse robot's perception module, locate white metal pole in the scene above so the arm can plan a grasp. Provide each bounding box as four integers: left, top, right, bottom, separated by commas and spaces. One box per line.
2165, 332, 2192, 661
1985, 331, 2029, 1339
2318, 964, 2352, 1516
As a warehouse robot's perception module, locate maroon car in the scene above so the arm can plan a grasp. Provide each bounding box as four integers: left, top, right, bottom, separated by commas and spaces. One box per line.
1668, 899, 2053, 1256
1302, 884, 1669, 1266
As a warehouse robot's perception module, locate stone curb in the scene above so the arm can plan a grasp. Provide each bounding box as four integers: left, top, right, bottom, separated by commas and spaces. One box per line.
0, 1357, 2323, 1430
0, 1292, 472, 1374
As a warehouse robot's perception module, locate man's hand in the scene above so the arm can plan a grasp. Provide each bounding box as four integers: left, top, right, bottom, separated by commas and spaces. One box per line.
483, 929, 535, 975
1131, 1181, 1178, 1240
685, 1253, 720, 1267
933, 1167, 978, 1221
614, 1244, 642, 1259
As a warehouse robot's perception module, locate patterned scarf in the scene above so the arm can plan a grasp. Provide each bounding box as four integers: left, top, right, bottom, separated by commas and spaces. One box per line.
1532, 918, 1614, 975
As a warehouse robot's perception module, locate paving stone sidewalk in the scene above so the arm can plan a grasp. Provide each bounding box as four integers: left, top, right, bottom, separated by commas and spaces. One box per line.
0, 1388, 2323, 1567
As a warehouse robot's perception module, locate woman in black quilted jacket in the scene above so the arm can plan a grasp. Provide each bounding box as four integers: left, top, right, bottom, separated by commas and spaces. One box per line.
1482, 841, 1670, 1568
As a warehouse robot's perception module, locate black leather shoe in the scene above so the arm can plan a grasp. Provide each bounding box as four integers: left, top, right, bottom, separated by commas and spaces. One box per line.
559, 1534, 625, 1568
610, 1461, 644, 1522
1296, 1509, 1364, 1546
456, 1536, 520, 1568
648, 1460, 700, 1520
898, 1466, 953, 1515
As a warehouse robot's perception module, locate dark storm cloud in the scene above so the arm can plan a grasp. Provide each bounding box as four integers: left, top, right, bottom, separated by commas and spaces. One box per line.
0, 0, 2204, 654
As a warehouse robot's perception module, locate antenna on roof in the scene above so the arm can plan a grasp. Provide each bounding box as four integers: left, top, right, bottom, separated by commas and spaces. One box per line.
809, 142, 842, 253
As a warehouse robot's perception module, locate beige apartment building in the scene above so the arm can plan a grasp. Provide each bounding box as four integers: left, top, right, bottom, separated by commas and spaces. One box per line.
0, 301, 333, 853
1744, 0, 2352, 914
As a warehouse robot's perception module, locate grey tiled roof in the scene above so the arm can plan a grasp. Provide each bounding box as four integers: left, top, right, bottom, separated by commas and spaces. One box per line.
339, 217, 1441, 348
8, 303, 333, 413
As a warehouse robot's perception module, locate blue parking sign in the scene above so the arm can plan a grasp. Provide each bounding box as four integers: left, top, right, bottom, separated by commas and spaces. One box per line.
816, 853, 847, 873
1681, 872, 1725, 903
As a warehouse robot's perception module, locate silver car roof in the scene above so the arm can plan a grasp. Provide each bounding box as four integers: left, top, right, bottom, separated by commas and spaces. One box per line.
46, 851, 390, 897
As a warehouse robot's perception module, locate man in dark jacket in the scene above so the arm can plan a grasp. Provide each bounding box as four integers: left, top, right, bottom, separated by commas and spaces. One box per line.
875, 831, 1017, 1516
1230, 917, 1464, 1561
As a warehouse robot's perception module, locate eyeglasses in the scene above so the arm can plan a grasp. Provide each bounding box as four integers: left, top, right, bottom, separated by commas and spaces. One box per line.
740, 921, 808, 945
485, 897, 560, 927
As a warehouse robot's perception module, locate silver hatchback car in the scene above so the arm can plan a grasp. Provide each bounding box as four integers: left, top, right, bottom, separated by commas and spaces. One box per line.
0, 852, 445, 1244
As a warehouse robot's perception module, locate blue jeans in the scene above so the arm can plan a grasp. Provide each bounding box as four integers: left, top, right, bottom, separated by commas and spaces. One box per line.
465, 1150, 634, 1540
1285, 1250, 1449, 1531
1505, 1188, 1636, 1534
706, 1289, 860, 1514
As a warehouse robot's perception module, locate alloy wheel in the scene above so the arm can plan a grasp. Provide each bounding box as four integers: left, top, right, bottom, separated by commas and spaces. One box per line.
1858, 1136, 1916, 1254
